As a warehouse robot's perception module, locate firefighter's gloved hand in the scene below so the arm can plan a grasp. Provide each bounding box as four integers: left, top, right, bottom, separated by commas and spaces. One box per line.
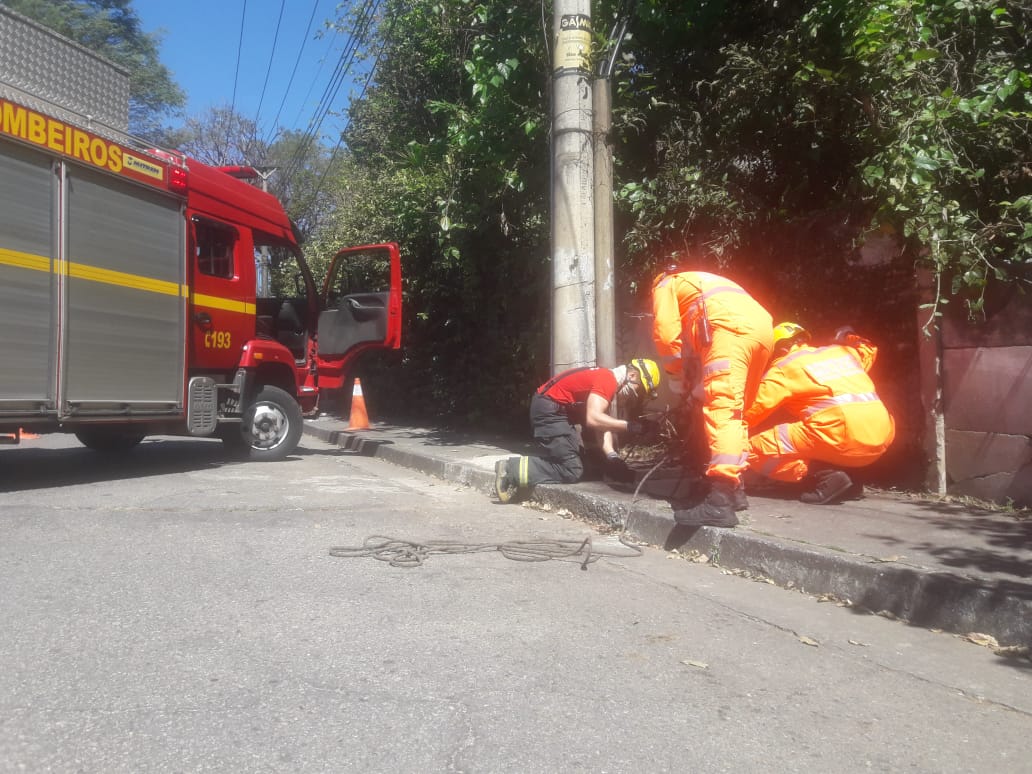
834, 326, 858, 344
626, 418, 659, 438
604, 451, 635, 484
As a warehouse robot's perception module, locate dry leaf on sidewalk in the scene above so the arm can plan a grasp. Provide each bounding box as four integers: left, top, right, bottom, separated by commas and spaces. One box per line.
681, 659, 709, 669
966, 632, 1000, 648
798, 635, 820, 647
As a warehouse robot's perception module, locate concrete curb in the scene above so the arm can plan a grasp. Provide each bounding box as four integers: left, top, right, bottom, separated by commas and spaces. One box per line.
305, 423, 1032, 648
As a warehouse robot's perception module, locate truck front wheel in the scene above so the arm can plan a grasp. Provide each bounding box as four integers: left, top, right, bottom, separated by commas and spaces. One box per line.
239, 385, 303, 461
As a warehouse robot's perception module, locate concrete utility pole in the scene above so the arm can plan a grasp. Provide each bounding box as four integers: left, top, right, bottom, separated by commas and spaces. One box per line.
593, 79, 616, 370
593, 8, 634, 371
550, 0, 595, 374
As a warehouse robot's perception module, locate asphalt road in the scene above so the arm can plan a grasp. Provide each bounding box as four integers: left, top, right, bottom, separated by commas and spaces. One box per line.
1, 434, 1030, 773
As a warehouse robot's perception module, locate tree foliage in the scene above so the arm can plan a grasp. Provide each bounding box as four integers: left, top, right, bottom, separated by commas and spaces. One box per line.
172, 106, 268, 167
613, 0, 1031, 324
1, 0, 186, 138
290, 0, 1028, 483
837, 0, 1032, 322
325, 0, 552, 427
169, 106, 342, 254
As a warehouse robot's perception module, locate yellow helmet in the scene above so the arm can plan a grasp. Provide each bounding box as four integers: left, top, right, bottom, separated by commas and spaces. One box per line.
629, 358, 661, 399
772, 322, 810, 353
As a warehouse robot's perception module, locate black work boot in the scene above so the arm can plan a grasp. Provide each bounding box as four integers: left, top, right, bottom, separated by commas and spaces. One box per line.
800, 469, 854, 505
843, 480, 865, 500
673, 479, 740, 527
733, 481, 749, 512
495, 458, 520, 504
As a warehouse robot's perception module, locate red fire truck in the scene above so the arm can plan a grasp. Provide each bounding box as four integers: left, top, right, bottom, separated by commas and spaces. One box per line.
0, 7, 401, 460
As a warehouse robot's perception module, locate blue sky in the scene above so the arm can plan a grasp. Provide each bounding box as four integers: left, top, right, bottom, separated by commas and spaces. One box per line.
134, 0, 368, 138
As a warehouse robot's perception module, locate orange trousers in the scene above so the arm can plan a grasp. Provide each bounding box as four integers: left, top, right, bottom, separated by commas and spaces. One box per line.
700, 325, 773, 484
748, 405, 896, 482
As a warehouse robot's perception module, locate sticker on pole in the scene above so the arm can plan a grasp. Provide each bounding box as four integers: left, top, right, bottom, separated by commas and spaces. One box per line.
554, 14, 592, 74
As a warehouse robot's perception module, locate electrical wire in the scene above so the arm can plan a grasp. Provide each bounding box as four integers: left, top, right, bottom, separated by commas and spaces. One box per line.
230, 0, 249, 115
252, 0, 287, 130
288, 24, 339, 134
297, 8, 392, 217
282, 0, 374, 180
280, 0, 379, 187
265, 0, 322, 143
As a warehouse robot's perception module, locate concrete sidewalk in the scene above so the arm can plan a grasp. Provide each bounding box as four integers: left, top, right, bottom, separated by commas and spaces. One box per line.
303, 418, 1032, 650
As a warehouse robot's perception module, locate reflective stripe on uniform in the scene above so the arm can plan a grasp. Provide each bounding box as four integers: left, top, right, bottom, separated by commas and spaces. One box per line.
802, 391, 881, 417
709, 451, 748, 466
703, 358, 730, 379
778, 423, 796, 453
518, 455, 530, 488
699, 285, 748, 302
687, 286, 749, 324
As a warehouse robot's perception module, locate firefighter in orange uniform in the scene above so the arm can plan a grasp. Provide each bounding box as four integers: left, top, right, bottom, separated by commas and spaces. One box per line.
651, 268, 774, 526
745, 323, 895, 503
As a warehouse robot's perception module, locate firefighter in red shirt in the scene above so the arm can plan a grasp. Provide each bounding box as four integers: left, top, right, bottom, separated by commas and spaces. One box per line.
494, 359, 661, 503
651, 268, 774, 527
746, 323, 895, 503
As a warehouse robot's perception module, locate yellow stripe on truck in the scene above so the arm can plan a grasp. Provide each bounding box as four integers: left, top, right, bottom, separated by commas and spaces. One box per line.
1, 246, 187, 298
191, 292, 255, 315
64, 260, 184, 297
1, 248, 254, 314
0, 246, 50, 273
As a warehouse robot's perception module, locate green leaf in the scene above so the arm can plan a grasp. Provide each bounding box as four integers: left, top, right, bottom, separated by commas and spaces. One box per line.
913, 153, 940, 171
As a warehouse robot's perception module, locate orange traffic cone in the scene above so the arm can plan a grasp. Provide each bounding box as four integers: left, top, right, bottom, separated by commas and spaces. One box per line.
348, 378, 370, 430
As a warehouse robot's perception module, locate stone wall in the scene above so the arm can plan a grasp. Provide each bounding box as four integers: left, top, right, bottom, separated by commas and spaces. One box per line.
938, 282, 1032, 507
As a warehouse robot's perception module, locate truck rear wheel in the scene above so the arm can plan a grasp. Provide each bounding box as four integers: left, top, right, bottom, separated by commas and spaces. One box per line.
239, 385, 303, 461
74, 428, 146, 453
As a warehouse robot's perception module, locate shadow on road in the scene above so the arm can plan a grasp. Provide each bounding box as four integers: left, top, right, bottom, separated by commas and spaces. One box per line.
0, 437, 247, 492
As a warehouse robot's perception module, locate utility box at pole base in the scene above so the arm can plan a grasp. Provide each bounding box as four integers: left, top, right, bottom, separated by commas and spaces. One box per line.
0, 6, 402, 461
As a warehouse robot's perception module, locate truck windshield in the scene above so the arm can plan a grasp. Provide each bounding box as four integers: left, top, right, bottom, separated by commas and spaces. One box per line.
257, 245, 306, 299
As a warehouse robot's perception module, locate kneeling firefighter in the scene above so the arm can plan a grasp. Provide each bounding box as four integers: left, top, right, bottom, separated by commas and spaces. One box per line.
495, 359, 661, 503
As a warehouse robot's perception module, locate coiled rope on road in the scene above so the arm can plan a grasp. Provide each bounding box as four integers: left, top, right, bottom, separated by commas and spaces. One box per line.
329, 449, 674, 570
329, 533, 643, 570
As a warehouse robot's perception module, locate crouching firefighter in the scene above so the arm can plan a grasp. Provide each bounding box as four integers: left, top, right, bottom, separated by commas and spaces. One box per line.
745, 323, 896, 504
495, 359, 662, 503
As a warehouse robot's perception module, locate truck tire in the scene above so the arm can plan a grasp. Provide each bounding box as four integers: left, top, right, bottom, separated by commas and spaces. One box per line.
74, 428, 146, 453
216, 424, 250, 458
239, 385, 303, 461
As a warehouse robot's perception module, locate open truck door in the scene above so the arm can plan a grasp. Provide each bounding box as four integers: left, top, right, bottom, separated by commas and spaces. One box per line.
315, 242, 402, 390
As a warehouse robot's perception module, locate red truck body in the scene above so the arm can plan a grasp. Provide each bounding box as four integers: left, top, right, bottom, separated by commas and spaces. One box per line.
0, 39, 401, 460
